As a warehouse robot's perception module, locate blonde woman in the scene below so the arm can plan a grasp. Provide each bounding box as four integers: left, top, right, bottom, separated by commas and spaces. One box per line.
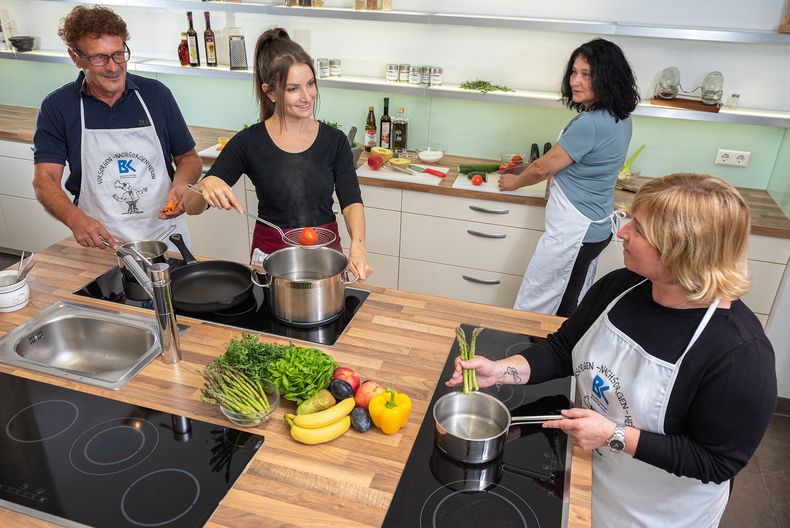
448, 173, 776, 527
184, 28, 372, 280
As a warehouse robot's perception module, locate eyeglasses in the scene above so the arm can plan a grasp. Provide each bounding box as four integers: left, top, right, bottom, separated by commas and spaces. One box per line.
72, 43, 131, 67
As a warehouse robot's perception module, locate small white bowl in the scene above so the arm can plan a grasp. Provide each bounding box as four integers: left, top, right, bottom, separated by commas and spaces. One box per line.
0, 270, 29, 313
417, 145, 445, 163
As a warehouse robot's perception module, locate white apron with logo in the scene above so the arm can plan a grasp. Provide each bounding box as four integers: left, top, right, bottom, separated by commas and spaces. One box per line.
513, 180, 613, 314
573, 281, 729, 527
77, 89, 190, 251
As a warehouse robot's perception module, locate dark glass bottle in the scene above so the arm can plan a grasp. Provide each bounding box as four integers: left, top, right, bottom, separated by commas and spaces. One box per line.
204, 11, 217, 67
186, 12, 200, 67
392, 107, 408, 150
529, 143, 540, 162
364, 106, 377, 152
379, 97, 392, 149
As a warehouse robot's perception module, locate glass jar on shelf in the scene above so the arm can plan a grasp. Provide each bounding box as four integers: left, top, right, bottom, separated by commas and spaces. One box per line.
354, 0, 366, 10
366, 0, 379, 10
177, 33, 189, 66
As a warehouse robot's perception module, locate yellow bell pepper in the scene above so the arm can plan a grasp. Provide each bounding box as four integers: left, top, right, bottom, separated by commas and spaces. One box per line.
368, 387, 412, 435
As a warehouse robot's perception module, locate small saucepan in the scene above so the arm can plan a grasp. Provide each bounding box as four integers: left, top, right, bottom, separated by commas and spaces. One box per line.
112, 225, 177, 277
433, 391, 562, 464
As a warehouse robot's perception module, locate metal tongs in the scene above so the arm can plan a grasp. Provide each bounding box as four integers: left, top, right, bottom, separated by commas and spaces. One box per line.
15, 251, 36, 282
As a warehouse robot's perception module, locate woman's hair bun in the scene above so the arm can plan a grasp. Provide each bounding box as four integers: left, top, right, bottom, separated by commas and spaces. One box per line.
261, 27, 290, 45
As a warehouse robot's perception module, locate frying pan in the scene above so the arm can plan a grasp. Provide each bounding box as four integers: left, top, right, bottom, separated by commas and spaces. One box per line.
433, 391, 562, 464
168, 234, 254, 313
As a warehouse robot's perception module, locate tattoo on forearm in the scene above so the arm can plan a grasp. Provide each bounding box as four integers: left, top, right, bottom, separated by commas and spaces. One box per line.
505, 366, 522, 384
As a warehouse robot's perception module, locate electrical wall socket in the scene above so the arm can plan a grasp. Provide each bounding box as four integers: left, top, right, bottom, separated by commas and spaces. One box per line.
715, 149, 751, 167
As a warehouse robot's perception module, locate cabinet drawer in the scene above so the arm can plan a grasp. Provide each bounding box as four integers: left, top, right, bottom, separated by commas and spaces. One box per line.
360, 185, 402, 211
401, 213, 540, 275
1, 156, 36, 199
402, 190, 545, 230
748, 235, 790, 265
399, 258, 521, 308
336, 208, 400, 256
0, 140, 34, 160
363, 252, 399, 289
743, 259, 786, 315
0, 195, 71, 252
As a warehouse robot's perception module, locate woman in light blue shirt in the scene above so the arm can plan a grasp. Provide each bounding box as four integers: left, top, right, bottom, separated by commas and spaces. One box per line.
500, 38, 640, 316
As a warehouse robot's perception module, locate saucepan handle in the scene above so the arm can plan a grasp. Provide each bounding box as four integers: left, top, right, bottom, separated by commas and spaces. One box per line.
250, 269, 272, 288
343, 268, 359, 285
510, 415, 563, 426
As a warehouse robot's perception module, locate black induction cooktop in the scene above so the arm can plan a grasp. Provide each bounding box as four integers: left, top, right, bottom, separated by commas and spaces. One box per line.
73, 259, 369, 346
382, 324, 574, 528
0, 372, 263, 527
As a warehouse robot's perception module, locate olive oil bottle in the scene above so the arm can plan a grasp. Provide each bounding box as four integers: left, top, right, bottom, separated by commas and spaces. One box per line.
364, 106, 376, 152
392, 107, 408, 150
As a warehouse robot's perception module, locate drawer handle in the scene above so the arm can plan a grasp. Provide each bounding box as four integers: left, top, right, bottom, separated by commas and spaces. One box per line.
462, 275, 501, 285
469, 204, 509, 215
467, 229, 506, 239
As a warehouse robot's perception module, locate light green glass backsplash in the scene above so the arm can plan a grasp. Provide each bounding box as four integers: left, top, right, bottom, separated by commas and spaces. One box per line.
3, 59, 788, 201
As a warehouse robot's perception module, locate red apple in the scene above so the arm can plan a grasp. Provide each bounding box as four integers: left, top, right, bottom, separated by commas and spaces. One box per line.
333, 367, 360, 393
354, 380, 385, 410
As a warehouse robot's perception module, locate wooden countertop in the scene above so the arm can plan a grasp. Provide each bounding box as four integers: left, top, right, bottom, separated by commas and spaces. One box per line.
0, 238, 591, 527
2, 103, 788, 238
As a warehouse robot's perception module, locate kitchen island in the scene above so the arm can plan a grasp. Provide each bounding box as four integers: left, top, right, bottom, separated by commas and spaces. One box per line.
0, 238, 591, 527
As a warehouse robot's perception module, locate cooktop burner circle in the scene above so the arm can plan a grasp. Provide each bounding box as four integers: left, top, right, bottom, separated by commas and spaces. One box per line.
69, 418, 159, 476
6, 400, 79, 443
420, 481, 540, 527
120, 468, 200, 527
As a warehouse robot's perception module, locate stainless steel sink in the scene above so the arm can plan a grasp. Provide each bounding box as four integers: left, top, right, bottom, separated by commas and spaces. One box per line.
0, 300, 163, 390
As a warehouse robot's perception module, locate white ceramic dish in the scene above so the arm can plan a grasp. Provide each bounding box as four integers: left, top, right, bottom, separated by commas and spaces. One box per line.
417, 145, 445, 163
0, 270, 29, 312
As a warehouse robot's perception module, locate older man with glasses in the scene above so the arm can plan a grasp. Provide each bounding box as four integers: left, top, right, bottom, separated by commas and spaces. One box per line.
33, 5, 200, 250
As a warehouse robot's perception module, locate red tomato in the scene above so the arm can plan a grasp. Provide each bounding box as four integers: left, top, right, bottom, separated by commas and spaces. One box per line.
471, 174, 484, 186
511, 155, 523, 164
299, 227, 319, 246
367, 155, 384, 170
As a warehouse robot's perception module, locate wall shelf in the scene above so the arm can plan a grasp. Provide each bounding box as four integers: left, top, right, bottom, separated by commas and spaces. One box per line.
4, 48, 789, 127
37, 0, 790, 46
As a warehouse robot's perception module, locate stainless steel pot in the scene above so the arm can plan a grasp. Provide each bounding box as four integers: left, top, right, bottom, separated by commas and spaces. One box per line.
433, 391, 562, 464
253, 246, 357, 326
115, 225, 177, 276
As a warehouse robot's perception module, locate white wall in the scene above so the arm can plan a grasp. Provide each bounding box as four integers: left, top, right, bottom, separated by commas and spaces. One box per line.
2, 0, 790, 111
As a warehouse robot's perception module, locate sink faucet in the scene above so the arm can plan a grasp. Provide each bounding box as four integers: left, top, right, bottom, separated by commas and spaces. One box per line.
120, 255, 182, 364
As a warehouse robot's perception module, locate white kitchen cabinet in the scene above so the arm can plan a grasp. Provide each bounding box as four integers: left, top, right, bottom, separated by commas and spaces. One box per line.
185, 178, 249, 264
742, 235, 790, 323
0, 139, 71, 252
399, 258, 523, 307
399, 191, 545, 307
0, 195, 71, 252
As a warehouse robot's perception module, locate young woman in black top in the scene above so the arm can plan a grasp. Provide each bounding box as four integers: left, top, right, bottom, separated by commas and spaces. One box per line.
185, 28, 372, 280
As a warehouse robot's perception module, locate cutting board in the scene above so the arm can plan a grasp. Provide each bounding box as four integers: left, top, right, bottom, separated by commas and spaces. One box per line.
452, 172, 547, 198
356, 163, 448, 186
197, 144, 223, 159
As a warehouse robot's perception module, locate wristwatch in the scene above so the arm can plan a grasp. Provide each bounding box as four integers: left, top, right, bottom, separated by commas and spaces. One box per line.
608, 424, 626, 453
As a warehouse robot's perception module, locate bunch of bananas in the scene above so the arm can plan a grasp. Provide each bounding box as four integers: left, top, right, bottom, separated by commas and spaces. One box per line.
284, 398, 355, 444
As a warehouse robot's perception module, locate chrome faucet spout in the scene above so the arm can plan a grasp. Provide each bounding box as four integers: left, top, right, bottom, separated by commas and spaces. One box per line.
119, 256, 182, 364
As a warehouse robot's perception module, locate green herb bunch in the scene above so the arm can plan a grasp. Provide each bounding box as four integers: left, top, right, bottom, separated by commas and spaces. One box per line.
459, 80, 514, 94
212, 333, 286, 381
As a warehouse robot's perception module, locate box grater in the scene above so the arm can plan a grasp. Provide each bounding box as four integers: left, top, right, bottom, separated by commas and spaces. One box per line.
228, 29, 247, 70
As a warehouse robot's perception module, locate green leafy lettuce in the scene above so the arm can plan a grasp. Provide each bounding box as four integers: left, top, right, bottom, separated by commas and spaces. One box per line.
264, 346, 338, 404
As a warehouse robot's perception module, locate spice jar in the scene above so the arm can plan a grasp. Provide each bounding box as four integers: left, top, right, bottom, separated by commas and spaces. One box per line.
726, 93, 740, 109
354, 0, 365, 9
399, 64, 410, 83
408, 65, 421, 85
316, 58, 330, 78
366, 0, 378, 9
329, 59, 342, 77
284, 0, 298, 5
430, 66, 443, 86
385, 63, 399, 82
420, 65, 432, 86
177, 33, 189, 66
381, 0, 392, 10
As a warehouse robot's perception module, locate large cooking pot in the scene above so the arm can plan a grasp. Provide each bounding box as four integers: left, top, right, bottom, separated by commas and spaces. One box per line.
433, 391, 562, 464
252, 246, 357, 326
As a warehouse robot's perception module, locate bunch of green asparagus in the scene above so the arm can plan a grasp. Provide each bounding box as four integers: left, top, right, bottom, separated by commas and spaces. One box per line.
456, 327, 483, 395
201, 363, 272, 415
